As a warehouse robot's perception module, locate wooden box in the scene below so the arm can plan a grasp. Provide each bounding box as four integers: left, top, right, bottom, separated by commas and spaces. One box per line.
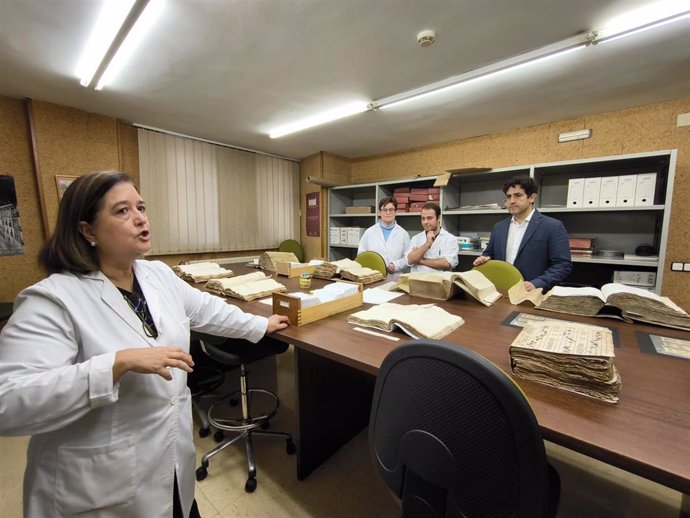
272, 282, 363, 326
275, 261, 316, 278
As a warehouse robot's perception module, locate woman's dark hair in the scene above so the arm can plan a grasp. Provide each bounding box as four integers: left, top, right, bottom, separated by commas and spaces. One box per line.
39, 171, 133, 274
378, 196, 398, 210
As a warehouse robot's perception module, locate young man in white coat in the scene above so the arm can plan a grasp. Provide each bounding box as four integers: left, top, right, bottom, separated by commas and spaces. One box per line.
0, 171, 289, 518
357, 196, 411, 273
406, 203, 459, 273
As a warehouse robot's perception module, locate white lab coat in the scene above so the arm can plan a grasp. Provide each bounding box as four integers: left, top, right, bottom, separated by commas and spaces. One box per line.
0, 260, 268, 518
406, 228, 460, 272
357, 222, 411, 272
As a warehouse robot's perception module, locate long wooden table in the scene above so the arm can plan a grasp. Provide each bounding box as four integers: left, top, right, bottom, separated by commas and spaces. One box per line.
213, 270, 690, 508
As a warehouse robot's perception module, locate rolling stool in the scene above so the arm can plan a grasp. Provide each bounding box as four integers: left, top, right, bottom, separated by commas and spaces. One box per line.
193, 333, 296, 492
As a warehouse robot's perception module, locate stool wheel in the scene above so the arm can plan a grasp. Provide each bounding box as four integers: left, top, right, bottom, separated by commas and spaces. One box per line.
198, 427, 210, 438
213, 430, 225, 442
245, 477, 257, 493
260, 420, 270, 430
286, 439, 296, 455
229, 397, 239, 407
196, 461, 209, 481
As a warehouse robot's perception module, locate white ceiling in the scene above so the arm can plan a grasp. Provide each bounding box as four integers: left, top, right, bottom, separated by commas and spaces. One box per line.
1, 0, 689, 161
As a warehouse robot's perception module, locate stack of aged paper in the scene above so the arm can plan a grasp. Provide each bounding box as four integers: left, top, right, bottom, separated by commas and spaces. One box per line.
397, 270, 501, 306
509, 321, 621, 404
511, 283, 690, 331
206, 271, 286, 301
172, 262, 234, 283
347, 303, 464, 339
339, 266, 385, 285
312, 258, 361, 279
259, 251, 299, 272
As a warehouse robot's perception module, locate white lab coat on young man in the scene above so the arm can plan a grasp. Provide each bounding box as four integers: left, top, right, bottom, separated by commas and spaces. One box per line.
357, 222, 411, 272
406, 227, 460, 273
0, 260, 268, 518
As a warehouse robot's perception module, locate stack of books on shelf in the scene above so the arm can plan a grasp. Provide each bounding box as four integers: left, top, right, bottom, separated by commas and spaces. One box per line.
172, 262, 234, 283
347, 302, 464, 339
568, 237, 595, 259
392, 187, 440, 213
206, 272, 286, 301
509, 321, 621, 404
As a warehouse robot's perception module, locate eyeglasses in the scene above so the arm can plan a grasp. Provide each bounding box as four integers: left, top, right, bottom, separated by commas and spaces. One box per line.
380, 208, 396, 213
123, 291, 159, 338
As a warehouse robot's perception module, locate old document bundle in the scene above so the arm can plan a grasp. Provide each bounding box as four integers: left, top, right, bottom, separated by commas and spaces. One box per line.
172, 262, 234, 283
258, 251, 300, 272
311, 258, 384, 284
397, 270, 501, 306
532, 283, 690, 331
347, 302, 464, 339
206, 271, 286, 301
509, 322, 621, 404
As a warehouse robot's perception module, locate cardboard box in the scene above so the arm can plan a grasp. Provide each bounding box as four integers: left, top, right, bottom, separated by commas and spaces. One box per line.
599, 176, 619, 207
583, 177, 601, 208
634, 173, 656, 206
616, 175, 637, 207
566, 178, 584, 208
345, 206, 374, 214
346, 227, 365, 246
612, 270, 656, 287
329, 227, 340, 245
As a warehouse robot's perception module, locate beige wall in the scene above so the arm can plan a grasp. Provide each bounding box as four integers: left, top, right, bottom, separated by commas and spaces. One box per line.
0, 98, 139, 301
345, 97, 690, 309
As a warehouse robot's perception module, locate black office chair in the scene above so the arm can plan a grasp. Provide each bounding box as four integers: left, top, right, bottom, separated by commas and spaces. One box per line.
188, 338, 234, 438
369, 340, 560, 518
192, 332, 296, 492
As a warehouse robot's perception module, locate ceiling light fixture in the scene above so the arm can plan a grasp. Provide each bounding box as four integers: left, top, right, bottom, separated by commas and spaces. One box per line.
267, 2, 689, 138
77, 0, 161, 90
268, 101, 369, 139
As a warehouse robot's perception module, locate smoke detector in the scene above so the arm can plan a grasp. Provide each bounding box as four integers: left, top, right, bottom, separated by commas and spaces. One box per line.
417, 29, 436, 47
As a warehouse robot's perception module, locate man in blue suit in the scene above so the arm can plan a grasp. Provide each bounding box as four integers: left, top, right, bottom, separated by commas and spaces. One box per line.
473, 176, 572, 291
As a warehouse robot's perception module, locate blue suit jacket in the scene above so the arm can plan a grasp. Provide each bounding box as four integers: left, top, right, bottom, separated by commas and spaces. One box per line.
483, 210, 572, 290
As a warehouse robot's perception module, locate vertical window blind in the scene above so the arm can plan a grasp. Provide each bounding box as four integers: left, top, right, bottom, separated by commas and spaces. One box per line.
138, 129, 299, 255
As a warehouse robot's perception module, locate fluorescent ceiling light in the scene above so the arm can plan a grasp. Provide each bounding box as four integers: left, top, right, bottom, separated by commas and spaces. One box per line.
268, 102, 369, 139
76, 0, 161, 90
596, 1, 690, 44
372, 39, 586, 111
268, 1, 688, 135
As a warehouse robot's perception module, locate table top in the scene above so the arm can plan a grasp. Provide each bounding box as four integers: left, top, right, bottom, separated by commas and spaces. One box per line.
199, 267, 690, 494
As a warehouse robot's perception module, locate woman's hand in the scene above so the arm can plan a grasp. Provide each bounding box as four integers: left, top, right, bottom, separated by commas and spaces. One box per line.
113, 346, 194, 382
267, 314, 290, 333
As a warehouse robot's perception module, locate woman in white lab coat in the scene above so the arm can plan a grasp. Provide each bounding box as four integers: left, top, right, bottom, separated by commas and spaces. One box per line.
357, 196, 411, 273
0, 171, 289, 518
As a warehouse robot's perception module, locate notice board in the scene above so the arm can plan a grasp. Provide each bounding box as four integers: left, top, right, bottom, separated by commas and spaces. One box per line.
306, 191, 320, 237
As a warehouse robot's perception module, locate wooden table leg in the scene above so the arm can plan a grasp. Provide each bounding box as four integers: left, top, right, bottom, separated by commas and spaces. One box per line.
680, 493, 689, 518
294, 348, 375, 480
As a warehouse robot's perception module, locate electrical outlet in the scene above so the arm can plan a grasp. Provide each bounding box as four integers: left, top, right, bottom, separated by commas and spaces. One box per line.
671, 262, 683, 271
678, 113, 690, 127
685, 263, 690, 272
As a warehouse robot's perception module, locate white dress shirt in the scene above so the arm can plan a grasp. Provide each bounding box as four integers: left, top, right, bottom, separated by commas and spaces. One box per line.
505, 208, 534, 264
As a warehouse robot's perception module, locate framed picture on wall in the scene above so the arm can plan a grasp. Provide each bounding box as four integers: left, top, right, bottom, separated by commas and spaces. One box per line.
55, 175, 78, 201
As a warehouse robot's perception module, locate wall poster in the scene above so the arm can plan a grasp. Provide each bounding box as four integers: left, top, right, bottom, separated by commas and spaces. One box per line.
306, 191, 320, 237
0, 175, 25, 256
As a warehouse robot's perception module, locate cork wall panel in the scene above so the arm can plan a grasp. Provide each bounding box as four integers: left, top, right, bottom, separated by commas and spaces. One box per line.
349, 96, 690, 309
32, 101, 121, 232
0, 97, 43, 301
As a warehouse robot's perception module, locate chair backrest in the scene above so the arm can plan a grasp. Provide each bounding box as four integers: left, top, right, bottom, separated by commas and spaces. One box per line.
473, 260, 523, 294
369, 339, 556, 518
278, 239, 304, 262
355, 251, 387, 276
